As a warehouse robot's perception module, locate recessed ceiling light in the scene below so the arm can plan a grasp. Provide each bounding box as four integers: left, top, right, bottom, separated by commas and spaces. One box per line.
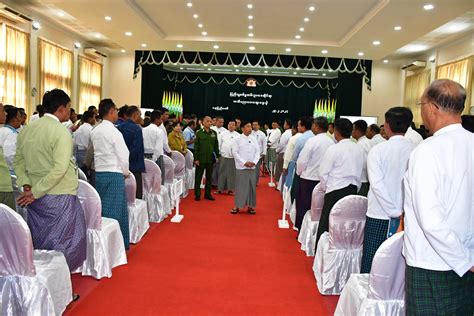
322, 73, 327, 76
304, 17, 309, 22
264, 70, 268, 73
187, 2, 193, 7
321, 49, 328, 54
141, 43, 147, 47
373, 40, 381, 46
121, 49, 126, 53
125, 31, 132, 36
285, 48, 291, 52
193, 14, 199, 19
180, 67, 184, 70
248, 15, 253, 20
248, 33, 254, 37
394, 26, 402, 31
202, 31, 208, 36
95, 34, 101, 38
247, 4, 253, 9
208, 68, 212, 71
58, 12, 65, 17
423, 4, 434, 10
105, 16, 112, 21
213, 45, 219, 49
74, 42, 81, 49
309, 6, 315, 11
249, 46, 255, 51
358, 52, 364, 56
248, 25, 253, 30
383, 59, 389, 63
32, 21, 41, 30
299, 27, 305, 32
177, 44, 183, 48
198, 23, 203, 28
295, 35, 301, 39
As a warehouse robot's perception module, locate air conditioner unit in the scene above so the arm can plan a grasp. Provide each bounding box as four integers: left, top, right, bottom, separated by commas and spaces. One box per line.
0, 3, 32, 24
401, 60, 426, 71
84, 48, 107, 59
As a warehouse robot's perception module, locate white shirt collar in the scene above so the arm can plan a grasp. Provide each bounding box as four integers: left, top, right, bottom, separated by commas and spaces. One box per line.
433, 123, 462, 137
44, 113, 60, 122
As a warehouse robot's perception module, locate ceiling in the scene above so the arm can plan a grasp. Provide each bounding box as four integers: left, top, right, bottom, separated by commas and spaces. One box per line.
7, 0, 474, 63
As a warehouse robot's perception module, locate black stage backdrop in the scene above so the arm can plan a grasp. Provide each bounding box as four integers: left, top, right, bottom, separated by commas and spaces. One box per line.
137, 51, 370, 122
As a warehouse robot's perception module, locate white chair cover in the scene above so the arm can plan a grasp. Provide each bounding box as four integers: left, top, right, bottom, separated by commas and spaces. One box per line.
0, 204, 69, 316
163, 155, 178, 207
184, 151, 195, 195
335, 232, 406, 316
77, 168, 88, 181
10, 175, 28, 221
142, 159, 171, 222
76, 180, 127, 279
313, 195, 367, 295
289, 200, 297, 230
298, 183, 325, 256
170, 150, 187, 197
125, 173, 149, 243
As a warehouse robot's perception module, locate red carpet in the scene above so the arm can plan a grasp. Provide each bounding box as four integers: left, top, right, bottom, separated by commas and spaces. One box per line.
65, 177, 338, 315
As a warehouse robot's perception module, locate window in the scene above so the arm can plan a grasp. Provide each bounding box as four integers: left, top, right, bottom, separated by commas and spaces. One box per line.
78, 56, 102, 113
0, 24, 29, 111
39, 39, 73, 98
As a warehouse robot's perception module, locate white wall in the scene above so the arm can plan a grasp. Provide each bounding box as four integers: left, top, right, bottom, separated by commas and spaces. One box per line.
102, 55, 141, 106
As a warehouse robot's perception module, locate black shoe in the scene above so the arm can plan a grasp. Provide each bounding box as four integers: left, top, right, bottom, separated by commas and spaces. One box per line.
204, 195, 215, 201
230, 208, 239, 214
248, 208, 256, 215
195, 196, 201, 201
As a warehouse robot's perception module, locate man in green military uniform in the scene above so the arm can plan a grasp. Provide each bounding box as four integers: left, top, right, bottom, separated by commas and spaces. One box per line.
194, 116, 219, 201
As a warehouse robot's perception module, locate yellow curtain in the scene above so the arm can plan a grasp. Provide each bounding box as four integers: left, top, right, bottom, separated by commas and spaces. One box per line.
436, 57, 473, 114
39, 39, 73, 99
404, 70, 431, 127
0, 25, 29, 112
78, 56, 102, 113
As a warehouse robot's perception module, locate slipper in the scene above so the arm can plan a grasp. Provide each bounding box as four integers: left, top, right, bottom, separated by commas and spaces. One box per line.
230, 208, 239, 214
248, 208, 256, 215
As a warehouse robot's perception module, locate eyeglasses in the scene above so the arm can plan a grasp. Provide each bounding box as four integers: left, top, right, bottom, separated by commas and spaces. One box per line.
416, 101, 439, 109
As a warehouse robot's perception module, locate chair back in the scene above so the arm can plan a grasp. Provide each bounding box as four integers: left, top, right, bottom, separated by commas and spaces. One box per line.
368, 232, 405, 301
170, 150, 186, 178
162, 155, 176, 184
143, 159, 162, 194
77, 180, 102, 230
0, 204, 35, 277
78, 168, 88, 181
310, 183, 325, 221
185, 150, 194, 169
328, 195, 367, 249
124, 173, 137, 204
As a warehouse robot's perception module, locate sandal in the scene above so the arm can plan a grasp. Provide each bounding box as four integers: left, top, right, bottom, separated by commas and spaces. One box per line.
248, 208, 256, 215
228, 191, 234, 195
230, 208, 239, 214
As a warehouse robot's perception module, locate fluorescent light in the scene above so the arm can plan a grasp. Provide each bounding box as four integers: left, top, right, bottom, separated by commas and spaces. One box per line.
236, 69, 240, 72
299, 27, 305, 32
295, 35, 301, 39
247, 4, 253, 9
202, 31, 208, 36
272, 71, 290, 74
121, 49, 126, 53
373, 40, 381, 46
423, 4, 434, 10
304, 17, 309, 22
177, 44, 183, 48
187, 67, 204, 71
322, 73, 327, 76
180, 67, 184, 70
187, 2, 193, 7
293, 72, 297, 74
32, 21, 41, 30
321, 49, 328, 54
247, 70, 260, 73
208, 68, 212, 71
203, 64, 208, 66
141, 43, 147, 47
248, 25, 253, 30
198, 23, 203, 28
301, 72, 319, 76
193, 14, 199, 19
233, 65, 238, 68
248, 33, 254, 37
264, 70, 268, 73
215, 68, 233, 72
383, 59, 389, 63
328, 69, 333, 72
358, 52, 364, 56
394, 26, 402, 31
248, 15, 253, 20
105, 16, 112, 21
213, 45, 219, 49
249, 46, 255, 51
309, 6, 315, 11
125, 31, 132, 36
296, 67, 300, 70
285, 48, 291, 52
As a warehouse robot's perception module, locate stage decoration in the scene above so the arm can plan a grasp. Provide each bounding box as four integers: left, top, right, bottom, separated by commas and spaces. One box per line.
313, 98, 336, 123
162, 91, 183, 120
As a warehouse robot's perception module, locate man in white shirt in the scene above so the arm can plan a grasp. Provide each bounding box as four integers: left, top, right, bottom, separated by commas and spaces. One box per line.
352, 120, 371, 196
275, 119, 292, 184
405, 123, 424, 146
282, 124, 300, 191
266, 120, 282, 180
403, 79, 474, 315
217, 120, 239, 195
73, 110, 96, 169
183, 120, 196, 154
211, 116, 228, 186
360, 107, 415, 273
143, 110, 167, 183
295, 117, 334, 231
251, 121, 267, 184
290, 117, 314, 202
316, 118, 364, 249
230, 121, 260, 215
367, 124, 386, 149
91, 99, 131, 249
0, 106, 22, 172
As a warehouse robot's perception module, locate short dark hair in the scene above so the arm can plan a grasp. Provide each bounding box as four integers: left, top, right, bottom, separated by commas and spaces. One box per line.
424, 79, 466, 113
385, 107, 412, 134
252, 120, 260, 125
190, 114, 197, 120
215, 116, 224, 120
241, 120, 251, 127
461, 115, 474, 133
88, 105, 97, 112
328, 123, 334, 127
161, 107, 169, 114
369, 124, 380, 134
284, 119, 292, 127
118, 105, 129, 118
298, 116, 313, 130
150, 110, 162, 122
82, 110, 95, 122
171, 121, 183, 128
353, 120, 368, 134
42, 89, 71, 114
99, 98, 116, 118
126, 105, 140, 117
70, 108, 75, 114
5, 106, 20, 124
313, 116, 329, 132
169, 113, 177, 119
36, 104, 44, 114
144, 111, 152, 117
334, 118, 353, 138
187, 120, 196, 127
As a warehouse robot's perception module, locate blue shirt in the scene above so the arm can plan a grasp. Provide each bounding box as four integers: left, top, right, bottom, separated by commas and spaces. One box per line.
116, 119, 145, 172
292, 130, 314, 162
183, 126, 196, 149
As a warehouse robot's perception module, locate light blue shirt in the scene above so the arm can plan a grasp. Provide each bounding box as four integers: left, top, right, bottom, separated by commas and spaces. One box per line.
292, 130, 314, 162
183, 126, 196, 149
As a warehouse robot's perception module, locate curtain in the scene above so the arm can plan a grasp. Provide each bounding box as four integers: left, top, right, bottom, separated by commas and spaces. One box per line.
436, 57, 473, 114
39, 39, 73, 99
404, 70, 431, 127
0, 25, 29, 112
78, 56, 102, 113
